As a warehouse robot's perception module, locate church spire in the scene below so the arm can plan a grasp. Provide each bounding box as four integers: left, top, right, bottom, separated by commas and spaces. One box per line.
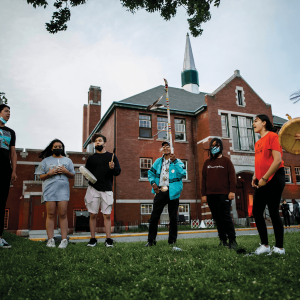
181, 33, 199, 94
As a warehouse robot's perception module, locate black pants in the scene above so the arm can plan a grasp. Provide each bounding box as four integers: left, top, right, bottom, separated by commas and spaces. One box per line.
253, 168, 285, 248
148, 190, 179, 244
283, 214, 290, 227
0, 168, 12, 236
207, 194, 236, 241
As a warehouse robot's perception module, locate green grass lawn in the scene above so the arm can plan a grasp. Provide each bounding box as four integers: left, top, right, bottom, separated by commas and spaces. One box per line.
1, 231, 300, 300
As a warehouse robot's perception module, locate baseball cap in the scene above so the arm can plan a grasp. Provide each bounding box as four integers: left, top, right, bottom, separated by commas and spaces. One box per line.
162, 141, 170, 147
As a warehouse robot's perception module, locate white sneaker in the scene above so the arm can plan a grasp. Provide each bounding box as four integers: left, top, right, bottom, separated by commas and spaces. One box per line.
46, 238, 55, 248
253, 244, 270, 255
0, 238, 12, 248
58, 239, 68, 249
267, 246, 285, 255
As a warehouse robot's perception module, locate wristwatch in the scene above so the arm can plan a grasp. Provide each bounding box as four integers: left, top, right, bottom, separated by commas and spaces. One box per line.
262, 177, 268, 182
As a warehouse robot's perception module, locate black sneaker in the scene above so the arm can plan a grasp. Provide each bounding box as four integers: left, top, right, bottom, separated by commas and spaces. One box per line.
87, 238, 97, 247
105, 238, 114, 248
145, 240, 156, 247
168, 241, 176, 245
219, 239, 229, 247
0, 238, 12, 249
228, 239, 238, 250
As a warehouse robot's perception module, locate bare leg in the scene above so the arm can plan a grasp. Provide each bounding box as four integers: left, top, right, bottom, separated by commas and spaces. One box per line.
103, 214, 111, 238
90, 213, 97, 238
46, 202, 57, 239
57, 201, 68, 240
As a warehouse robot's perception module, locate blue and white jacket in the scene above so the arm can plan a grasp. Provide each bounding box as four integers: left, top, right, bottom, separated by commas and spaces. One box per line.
148, 156, 186, 200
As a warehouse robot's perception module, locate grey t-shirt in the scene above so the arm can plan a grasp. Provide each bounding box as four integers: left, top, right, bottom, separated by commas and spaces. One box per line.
35, 156, 75, 202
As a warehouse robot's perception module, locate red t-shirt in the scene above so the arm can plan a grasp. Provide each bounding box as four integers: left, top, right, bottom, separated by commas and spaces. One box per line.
254, 131, 284, 182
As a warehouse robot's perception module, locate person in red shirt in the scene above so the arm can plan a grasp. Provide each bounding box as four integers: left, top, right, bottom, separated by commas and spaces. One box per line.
251, 114, 285, 255
201, 138, 237, 249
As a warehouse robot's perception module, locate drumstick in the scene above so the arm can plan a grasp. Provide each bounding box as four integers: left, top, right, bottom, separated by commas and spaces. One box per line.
111, 148, 116, 162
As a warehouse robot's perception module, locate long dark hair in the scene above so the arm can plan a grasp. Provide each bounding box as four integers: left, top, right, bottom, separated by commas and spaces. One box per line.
39, 139, 66, 159
209, 138, 223, 160
255, 114, 277, 132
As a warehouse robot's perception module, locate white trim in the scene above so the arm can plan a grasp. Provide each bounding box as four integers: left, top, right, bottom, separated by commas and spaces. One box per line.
116, 199, 198, 203
17, 161, 85, 167
24, 192, 43, 196
218, 110, 257, 118
202, 212, 212, 216
235, 86, 246, 107
197, 136, 222, 144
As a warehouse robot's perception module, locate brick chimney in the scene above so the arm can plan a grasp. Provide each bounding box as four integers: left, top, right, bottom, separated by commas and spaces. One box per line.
82, 86, 101, 152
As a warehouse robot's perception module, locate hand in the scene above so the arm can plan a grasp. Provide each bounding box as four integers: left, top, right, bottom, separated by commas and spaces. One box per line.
48, 167, 59, 176
109, 161, 115, 169
170, 153, 176, 162
295, 133, 300, 140
228, 192, 235, 200
251, 175, 258, 188
11, 171, 17, 182
202, 196, 207, 203
152, 183, 160, 194
258, 178, 267, 188
57, 165, 68, 174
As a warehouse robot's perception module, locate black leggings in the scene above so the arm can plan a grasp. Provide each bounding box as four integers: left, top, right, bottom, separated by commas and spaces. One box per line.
0, 168, 12, 236
283, 214, 290, 227
253, 168, 285, 248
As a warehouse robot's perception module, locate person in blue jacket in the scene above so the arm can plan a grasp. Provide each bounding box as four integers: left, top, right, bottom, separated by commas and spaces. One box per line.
145, 141, 186, 247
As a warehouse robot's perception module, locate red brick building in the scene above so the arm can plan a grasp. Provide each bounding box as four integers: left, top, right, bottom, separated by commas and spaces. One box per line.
4, 35, 300, 235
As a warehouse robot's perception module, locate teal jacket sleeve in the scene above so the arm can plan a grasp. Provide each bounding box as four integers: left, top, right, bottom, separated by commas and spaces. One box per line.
148, 162, 157, 186
172, 158, 186, 179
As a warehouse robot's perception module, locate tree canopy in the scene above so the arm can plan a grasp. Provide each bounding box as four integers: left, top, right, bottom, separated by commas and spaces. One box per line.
0, 93, 8, 105
26, 0, 220, 37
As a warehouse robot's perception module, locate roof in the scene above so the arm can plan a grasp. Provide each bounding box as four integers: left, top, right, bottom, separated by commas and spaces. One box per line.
119, 85, 207, 112
273, 115, 288, 125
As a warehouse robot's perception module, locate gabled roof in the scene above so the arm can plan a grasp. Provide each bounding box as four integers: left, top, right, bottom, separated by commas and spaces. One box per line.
210, 70, 271, 107
119, 85, 207, 112
273, 115, 287, 125
83, 85, 208, 148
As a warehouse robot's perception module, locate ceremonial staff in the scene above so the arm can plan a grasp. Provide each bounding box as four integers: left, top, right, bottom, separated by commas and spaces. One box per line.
147, 78, 174, 153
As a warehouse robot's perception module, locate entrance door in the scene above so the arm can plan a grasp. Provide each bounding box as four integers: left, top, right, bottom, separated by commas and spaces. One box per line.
236, 190, 246, 218
31, 196, 46, 230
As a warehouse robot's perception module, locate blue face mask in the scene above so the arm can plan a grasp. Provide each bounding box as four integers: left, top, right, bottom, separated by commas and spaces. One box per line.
211, 146, 220, 155
0, 117, 7, 124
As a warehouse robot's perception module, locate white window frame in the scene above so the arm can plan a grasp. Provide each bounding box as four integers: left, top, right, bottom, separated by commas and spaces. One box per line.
139, 114, 152, 138
157, 116, 168, 140
34, 165, 41, 181
175, 118, 186, 141
285, 167, 292, 183
181, 160, 188, 180
141, 204, 153, 214
179, 204, 190, 222
74, 167, 89, 187
4, 209, 9, 230
235, 86, 246, 107
221, 114, 229, 138
140, 158, 152, 179
295, 167, 300, 184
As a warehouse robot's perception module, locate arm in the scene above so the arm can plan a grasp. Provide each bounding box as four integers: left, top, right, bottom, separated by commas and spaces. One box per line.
10, 146, 17, 182
228, 160, 236, 200
258, 150, 282, 187
40, 167, 59, 180
170, 156, 186, 179
252, 171, 258, 188
109, 155, 121, 176
58, 166, 75, 179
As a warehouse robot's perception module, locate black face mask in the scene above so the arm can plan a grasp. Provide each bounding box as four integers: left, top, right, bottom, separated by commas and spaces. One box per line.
95, 145, 104, 152
52, 149, 63, 156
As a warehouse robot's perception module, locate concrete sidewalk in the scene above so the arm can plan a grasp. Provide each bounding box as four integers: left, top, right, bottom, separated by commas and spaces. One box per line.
29, 226, 300, 243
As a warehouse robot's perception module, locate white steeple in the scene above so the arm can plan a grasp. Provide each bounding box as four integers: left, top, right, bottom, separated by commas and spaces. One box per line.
181, 33, 199, 94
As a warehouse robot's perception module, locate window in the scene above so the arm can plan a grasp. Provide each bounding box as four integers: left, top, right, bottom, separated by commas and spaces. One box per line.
221, 114, 229, 138
139, 115, 152, 138
73, 209, 88, 227
175, 119, 186, 141
179, 204, 190, 222
140, 158, 152, 179
231, 116, 255, 151
181, 160, 188, 180
295, 167, 300, 184
74, 168, 89, 187
34, 165, 41, 181
141, 204, 153, 214
285, 167, 292, 183
157, 116, 168, 139
4, 209, 9, 230
238, 91, 243, 106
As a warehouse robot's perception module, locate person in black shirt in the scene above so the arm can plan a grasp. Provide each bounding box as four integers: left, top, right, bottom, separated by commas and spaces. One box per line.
0, 104, 17, 249
281, 200, 291, 229
84, 133, 121, 248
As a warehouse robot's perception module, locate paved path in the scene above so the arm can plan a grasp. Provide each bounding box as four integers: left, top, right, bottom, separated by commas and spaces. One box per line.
29, 226, 300, 243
